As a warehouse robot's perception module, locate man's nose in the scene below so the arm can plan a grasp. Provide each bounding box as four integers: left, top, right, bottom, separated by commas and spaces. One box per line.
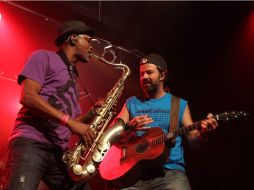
143, 73, 149, 79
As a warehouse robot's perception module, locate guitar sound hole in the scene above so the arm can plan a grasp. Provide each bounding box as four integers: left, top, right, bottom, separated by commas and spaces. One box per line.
136, 140, 149, 153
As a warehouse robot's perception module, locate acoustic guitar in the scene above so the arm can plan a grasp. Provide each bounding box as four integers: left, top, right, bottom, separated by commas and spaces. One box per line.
99, 111, 249, 188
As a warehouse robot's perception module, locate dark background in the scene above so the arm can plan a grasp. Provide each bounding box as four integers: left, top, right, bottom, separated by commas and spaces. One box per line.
0, 1, 253, 190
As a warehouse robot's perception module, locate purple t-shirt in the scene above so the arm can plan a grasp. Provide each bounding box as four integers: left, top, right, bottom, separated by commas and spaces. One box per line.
9, 49, 82, 150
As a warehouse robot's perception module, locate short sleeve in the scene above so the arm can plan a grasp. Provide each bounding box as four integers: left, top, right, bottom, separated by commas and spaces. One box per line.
18, 50, 49, 86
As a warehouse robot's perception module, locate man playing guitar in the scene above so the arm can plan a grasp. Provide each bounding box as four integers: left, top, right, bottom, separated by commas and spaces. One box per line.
101, 53, 218, 190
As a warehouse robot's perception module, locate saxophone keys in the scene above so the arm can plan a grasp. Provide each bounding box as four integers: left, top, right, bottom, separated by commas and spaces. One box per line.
86, 164, 96, 174
92, 151, 103, 162
72, 164, 83, 175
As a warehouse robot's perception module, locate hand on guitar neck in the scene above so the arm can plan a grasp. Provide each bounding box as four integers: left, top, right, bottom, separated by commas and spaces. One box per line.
189, 113, 219, 141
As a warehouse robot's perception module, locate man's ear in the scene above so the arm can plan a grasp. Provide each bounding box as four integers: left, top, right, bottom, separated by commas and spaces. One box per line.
68, 35, 78, 46
160, 72, 166, 80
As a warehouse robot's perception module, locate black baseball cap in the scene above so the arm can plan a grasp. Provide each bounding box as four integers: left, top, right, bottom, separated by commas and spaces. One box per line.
140, 53, 167, 71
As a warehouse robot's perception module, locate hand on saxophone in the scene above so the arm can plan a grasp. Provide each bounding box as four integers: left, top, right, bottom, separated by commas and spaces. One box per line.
66, 119, 95, 147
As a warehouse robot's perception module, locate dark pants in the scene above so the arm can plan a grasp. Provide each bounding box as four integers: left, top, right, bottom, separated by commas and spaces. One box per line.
3, 137, 90, 190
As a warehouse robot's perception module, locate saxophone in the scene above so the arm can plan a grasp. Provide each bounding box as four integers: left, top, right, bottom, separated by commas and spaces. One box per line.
63, 53, 131, 182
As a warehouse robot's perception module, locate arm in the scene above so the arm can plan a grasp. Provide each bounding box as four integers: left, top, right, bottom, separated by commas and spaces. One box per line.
116, 103, 130, 124
182, 105, 202, 142
109, 103, 152, 143
20, 79, 67, 123
20, 79, 95, 145
182, 104, 218, 149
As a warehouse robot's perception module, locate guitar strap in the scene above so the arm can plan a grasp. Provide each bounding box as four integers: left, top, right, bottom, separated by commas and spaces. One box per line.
169, 95, 180, 143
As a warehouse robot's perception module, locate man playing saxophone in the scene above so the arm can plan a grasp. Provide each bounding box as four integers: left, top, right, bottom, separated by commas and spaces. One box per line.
4, 20, 98, 190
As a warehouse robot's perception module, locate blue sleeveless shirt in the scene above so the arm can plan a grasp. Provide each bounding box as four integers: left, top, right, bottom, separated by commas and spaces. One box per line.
126, 93, 187, 171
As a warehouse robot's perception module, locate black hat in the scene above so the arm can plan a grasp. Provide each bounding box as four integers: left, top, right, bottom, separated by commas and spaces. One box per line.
140, 53, 167, 71
55, 20, 95, 46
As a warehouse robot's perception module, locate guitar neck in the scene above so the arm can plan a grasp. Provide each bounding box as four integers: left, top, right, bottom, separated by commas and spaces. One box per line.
171, 113, 226, 138
149, 111, 247, 145
150, 121, 203, 145
171, 112, 234, 138
172, 121, 203, 138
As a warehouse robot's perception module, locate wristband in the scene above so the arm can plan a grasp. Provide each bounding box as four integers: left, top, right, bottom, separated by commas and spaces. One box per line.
61, 114, 70, 126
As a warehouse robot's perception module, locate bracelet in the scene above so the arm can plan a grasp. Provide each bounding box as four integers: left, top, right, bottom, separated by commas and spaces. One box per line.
61, 114, 70, 126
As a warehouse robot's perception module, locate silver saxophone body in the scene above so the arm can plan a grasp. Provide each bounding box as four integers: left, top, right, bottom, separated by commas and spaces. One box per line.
63, 53, 131, 182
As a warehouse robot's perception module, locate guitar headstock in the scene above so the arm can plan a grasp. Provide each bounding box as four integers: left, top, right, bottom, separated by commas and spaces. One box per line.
215, 111, 250, 121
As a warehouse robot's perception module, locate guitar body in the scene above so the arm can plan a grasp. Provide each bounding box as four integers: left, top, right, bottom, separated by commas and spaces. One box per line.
99, 127, 169, 188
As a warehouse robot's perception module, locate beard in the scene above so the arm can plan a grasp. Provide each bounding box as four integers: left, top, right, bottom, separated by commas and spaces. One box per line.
141, 79, 158, 96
